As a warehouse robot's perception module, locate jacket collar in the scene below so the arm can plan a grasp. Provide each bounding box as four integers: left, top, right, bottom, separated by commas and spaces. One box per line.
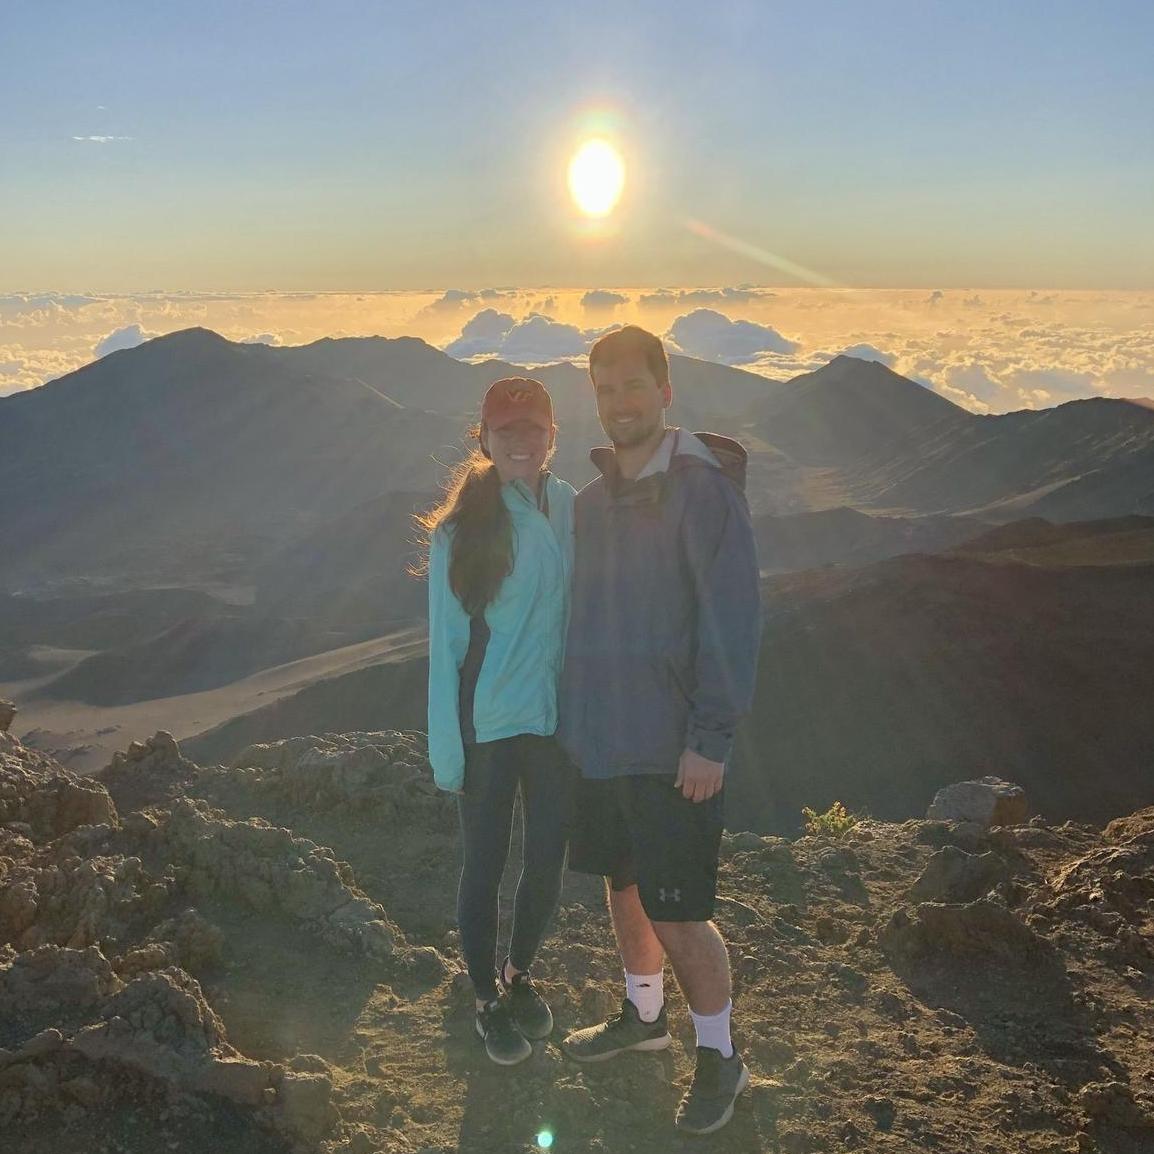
590, 429, 748, 502
504, 472, 551, 512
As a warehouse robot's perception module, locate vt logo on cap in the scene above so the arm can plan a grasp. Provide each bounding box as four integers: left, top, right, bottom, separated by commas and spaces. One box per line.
481, 377, 554, 431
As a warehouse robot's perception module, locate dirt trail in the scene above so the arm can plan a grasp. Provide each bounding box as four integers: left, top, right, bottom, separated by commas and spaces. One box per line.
2, 627, 426, 773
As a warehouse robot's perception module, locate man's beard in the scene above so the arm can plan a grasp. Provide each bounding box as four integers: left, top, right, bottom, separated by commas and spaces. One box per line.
605, 415, 663, 449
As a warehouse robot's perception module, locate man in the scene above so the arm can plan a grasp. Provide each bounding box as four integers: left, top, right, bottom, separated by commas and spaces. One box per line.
558, 325, 762, 1135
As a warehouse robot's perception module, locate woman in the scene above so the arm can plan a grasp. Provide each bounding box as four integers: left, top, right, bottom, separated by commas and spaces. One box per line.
420, 376, 575, 1066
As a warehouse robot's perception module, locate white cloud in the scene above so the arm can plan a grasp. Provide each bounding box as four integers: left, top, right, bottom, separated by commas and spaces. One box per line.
444, 311, 595, 363
71, 135, 133, 143
94, 324, 156, 358
839, 343, 895, 367
581, 290, 629, 311
240, 333, 282, 345
1004, 367, 1099, 408
488, 315, 589, 362
0, 293, 102, 322
666, 309, 799, 365
639, 287, 768, 308
443, 309, 517, 357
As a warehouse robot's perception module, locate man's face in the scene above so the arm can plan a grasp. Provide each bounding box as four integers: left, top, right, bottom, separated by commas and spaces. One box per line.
591, 350, 671, 449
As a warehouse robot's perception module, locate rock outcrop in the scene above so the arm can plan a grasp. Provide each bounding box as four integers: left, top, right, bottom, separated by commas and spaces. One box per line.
225, 730, 443, 820
5, 727, 1154, 1154
165, 797, 400, 961
927, 776, 1028, 827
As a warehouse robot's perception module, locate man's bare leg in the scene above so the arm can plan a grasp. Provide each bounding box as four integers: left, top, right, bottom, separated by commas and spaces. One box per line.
651, 919, 731, 1016
607, 881, 664, 974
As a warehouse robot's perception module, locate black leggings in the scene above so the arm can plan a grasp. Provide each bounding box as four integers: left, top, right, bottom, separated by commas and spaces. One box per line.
456, 733, 574, 1002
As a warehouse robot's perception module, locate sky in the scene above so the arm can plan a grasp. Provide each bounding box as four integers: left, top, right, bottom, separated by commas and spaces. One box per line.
2, 1, 1152, 292
2, 4, 1152, 411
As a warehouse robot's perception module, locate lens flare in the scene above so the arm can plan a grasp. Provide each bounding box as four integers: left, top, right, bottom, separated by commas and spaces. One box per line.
536, 1129, 555, 1149
568, 140, 625, 217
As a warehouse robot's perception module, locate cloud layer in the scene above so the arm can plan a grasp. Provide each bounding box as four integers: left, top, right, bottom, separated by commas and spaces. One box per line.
3, 289, 1152, 418
667, 309, 799, 364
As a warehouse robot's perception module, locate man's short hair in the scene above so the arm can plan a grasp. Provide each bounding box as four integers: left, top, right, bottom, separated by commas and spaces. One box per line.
588, 325, 670, 386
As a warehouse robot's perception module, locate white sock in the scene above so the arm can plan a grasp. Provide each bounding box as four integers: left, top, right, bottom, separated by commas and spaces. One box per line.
690, 1001, 734, 1058
625, 971, 664, 1023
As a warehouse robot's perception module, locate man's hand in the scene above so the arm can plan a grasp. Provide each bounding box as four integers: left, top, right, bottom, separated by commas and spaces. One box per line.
675, 748, 725, 802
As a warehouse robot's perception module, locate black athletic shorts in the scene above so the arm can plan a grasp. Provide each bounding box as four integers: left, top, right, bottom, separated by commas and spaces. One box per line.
568, 774, 724, 922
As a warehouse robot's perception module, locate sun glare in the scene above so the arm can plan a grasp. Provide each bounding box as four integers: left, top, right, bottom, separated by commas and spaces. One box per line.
568, 139, 625, 217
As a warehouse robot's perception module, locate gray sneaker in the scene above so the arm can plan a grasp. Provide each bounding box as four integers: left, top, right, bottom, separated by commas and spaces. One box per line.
500, 970, 554, 1040
562, 998, 671, 1062
475, 997, 532, 1066
675, 1047, 750, 1134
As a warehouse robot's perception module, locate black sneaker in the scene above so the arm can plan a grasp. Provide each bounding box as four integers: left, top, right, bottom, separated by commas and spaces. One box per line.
475, 997, 532, 1066
499, 969, 554, 1040
561, 998, 672, 1062
675, 1046, 750, 1134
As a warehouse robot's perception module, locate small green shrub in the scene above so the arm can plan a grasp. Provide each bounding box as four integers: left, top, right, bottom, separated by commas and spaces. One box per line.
801, 801, 859, 838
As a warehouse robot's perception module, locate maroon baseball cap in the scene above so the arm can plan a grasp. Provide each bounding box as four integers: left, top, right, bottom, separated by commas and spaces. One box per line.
481, 377, 554, 432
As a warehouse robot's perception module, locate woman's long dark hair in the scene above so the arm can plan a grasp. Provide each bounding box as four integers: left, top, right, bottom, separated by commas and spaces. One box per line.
415, 427, 513, 617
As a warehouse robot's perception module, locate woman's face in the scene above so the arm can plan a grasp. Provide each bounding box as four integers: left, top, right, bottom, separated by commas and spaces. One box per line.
482, 418, 555, 485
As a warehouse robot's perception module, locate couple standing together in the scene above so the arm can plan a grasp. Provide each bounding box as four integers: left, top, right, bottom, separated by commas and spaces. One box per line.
422, 324, 761, 1135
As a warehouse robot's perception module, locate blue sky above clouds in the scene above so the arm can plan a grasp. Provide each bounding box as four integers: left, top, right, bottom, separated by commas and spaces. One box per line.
2, 1, 1152, 291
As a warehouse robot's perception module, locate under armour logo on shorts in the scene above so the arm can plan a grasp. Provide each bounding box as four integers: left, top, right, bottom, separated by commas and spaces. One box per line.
658, 887, 682, 903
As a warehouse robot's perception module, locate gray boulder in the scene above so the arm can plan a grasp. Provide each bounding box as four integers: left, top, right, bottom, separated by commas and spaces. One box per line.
927, 776, 1027, 828
908, 846, 1011, 904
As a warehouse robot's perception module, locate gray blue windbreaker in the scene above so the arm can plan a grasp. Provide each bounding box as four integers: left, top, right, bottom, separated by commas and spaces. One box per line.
427, 473, 575, 791
558, 430, 761, 779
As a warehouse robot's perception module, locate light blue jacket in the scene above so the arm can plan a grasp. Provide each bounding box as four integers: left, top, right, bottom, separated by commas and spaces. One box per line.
427, 473, 575, 791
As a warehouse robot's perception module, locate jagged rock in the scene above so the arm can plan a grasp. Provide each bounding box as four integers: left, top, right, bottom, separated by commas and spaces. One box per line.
69, 968, 228, 1074
1104, 807, 1154, 844
14, 1028, 64, 1059
114, 941, 178, 980
275, 1069, 339, 1141
880, 898, 1047, 964
0, 945, 124, 1046
0, 701, 15, 733
54, 781, 118, 836
915, 820, 990, 852
166, 798, 400, 959
1048, 840, 1154, 922
726, 830, 768, 852
60, 1074, 101, 1107
145, 909, 225, 975
2, 849, 173, 952
190, 1056, 274, 1107
226, 730, 441, 817
0, 743, 118, 842
94, 731, 198, 813
1076, 1081, 1154, 1128
908, 847, 1011, 904
927, 777, 1028, 828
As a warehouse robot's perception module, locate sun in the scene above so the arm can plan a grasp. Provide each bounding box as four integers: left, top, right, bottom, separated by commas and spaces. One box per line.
568, 139, 625, 218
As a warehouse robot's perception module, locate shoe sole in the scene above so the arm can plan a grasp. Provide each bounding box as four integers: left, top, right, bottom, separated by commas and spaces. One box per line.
562, 1032, 673, 1063
675, 1064, 751, 1135
476, 1018, 532, 1066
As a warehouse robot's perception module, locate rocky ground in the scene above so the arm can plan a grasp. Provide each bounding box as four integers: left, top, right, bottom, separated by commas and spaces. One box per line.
4, 712, 1154, 1153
